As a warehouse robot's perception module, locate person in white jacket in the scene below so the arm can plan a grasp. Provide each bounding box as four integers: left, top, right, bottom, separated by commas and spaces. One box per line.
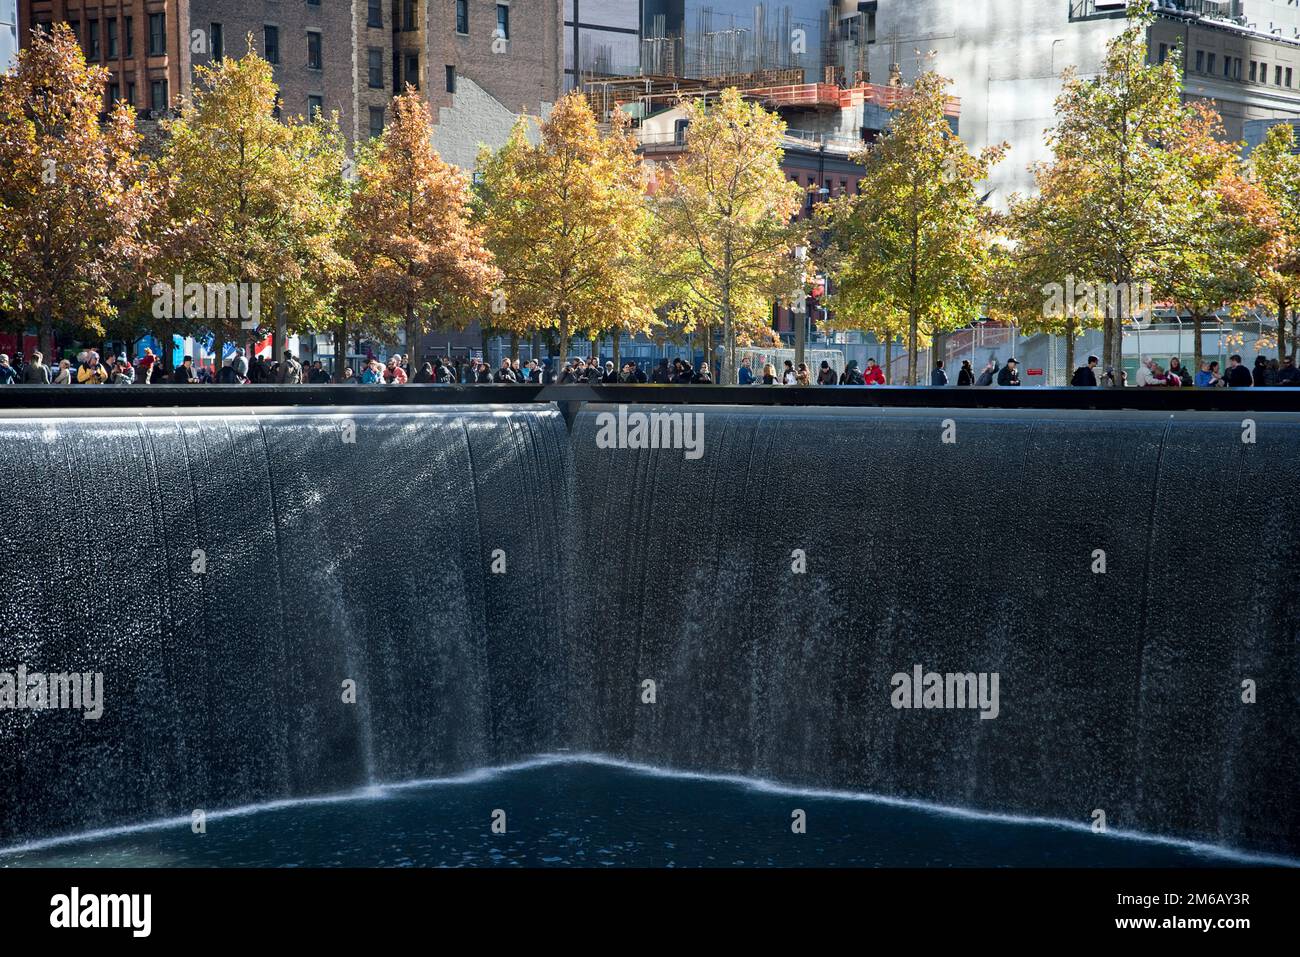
1135, 356, 1162, 387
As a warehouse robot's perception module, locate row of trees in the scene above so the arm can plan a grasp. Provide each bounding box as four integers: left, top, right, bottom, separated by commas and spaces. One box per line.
0, 26, 807, 382
823, 5, 1300, 382
3, 9, 1299, 384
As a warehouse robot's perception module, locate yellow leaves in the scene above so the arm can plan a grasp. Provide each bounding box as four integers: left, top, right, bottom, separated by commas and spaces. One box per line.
478, 91, 653, 346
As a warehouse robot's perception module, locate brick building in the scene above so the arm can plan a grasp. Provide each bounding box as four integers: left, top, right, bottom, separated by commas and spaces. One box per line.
20, 0, 190, 116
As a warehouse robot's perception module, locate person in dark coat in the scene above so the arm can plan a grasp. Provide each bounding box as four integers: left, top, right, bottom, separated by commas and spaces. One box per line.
1070, 355, 1099, 387
1224, 354, 1253, 387
956, 360, 975, 386
996, 358, 1021, 386
817, 360, 837, 385
1251, 355, 1277, 387
930, 360, 948, 386
650, 358, 672, 384
975, 360, 997, 386
839, 360, 865, 385
1278, 355, 1300, 386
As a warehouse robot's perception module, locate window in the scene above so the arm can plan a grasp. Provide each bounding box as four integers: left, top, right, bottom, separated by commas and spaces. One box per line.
405, 53, 421, 89
1225, 56, 1232, 78
307, 31, 322, 70
265, 26, 279, 64
150, 79, 168, 111
107, 82, 120, 106
445, 64, 456, 93
1288, 67, 1294, 87
1157, 43, 1167, 64
1251, 60, 1258, 81
148, 13, 165, 56
308, 0, 320, 6
107, 19, 118, 58
68, 19, 79, 41
369, 106, 385, 139
403, 1, 416, 30
1195, 49, 1204, 72
368, 48, 383, 88
368, 0, 382, 28
87, 19, 99, 59
126, 81, 135, 106
1207, 53, 1215, 74
496, 4, 510, 40
866, 11, 876, 44
125, 17, 133, 56
308, 95, 323, 118
1277, 64, 1283, 85
456, 0, 469, 35
211, 23, 224, 61
1234, 57, 1242, 80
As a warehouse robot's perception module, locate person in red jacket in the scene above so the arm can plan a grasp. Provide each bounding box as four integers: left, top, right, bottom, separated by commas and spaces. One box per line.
863, 358, 886, 385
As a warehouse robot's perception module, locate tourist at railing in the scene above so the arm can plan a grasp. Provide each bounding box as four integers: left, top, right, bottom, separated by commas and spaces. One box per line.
1279, 356, 1300, 386
1168, 357, 1192, 386
0, 353, 18, 385
839, 360, 865, 385
1253, 355, 1279, 387
1071, 356, 1099, 387
863, 358, 886, 385
694, 363, 714, 384
930, 360, 949, 386
997, 358, 1021, 386
738, 356, 754, 385
975, 359, 997, 386
20, 351, 51, 384
1225, 354, 1253, 387
795, 363, 810, 386
957, 360, 976, 386
76, 350, 109, 385
760, 363, 778, 385
817, 360, 837, 385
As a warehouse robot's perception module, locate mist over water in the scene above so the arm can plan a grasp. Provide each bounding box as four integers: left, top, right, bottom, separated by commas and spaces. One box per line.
0, 404, 1296, 859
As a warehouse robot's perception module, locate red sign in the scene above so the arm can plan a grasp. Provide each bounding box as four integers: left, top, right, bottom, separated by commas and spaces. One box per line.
1026, 368, 1043, 376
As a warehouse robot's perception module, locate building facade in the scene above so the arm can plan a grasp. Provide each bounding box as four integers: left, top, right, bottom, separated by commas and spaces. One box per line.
19, 0, 190, 116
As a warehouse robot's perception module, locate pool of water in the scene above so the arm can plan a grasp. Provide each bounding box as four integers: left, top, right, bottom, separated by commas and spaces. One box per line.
0, 757, 1279, 867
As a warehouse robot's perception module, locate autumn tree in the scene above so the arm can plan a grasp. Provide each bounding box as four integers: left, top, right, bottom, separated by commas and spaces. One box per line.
1000, 162, 1108, 378
344, 90, 498, 367
1158, 102, 1272, 370
0, 24, 157, 358
824, 71, 1004, 384
649, 87, 804, 382
1248, 123, 1300, 360
155, 43, 349, 368
478, 91, 654, 369
1035, 3, 1192, 374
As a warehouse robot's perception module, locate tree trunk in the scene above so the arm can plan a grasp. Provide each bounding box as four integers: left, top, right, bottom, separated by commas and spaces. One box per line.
611, 331, 620, 371
1064, 316, 1076, 384
39, 305, 54, 361
213, 328, 224, 379
558, 311, 569, 370
794, 303, 806, 368
1278, 298, 1288, 362
723, 299, 735, 384
510, 332, 519, 364
1102, 315, 1114, 382
480, 325, 491, 365
907, 307, 919, 385
273, 301, 287, 365
884, 337, 893, 384
404, 306, 418, 372
334, 319, 349, 381
1291, 308, 1298, 360
1193, 311, 1204, 373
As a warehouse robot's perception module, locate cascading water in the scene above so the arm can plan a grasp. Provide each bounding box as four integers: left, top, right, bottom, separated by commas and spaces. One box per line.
0, 406, 570, 845
0, 402, 1295, 857
568, 406, 1300, 857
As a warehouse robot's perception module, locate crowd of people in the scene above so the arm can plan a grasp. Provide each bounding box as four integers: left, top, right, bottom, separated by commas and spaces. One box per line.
2, 346, 1297, 389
